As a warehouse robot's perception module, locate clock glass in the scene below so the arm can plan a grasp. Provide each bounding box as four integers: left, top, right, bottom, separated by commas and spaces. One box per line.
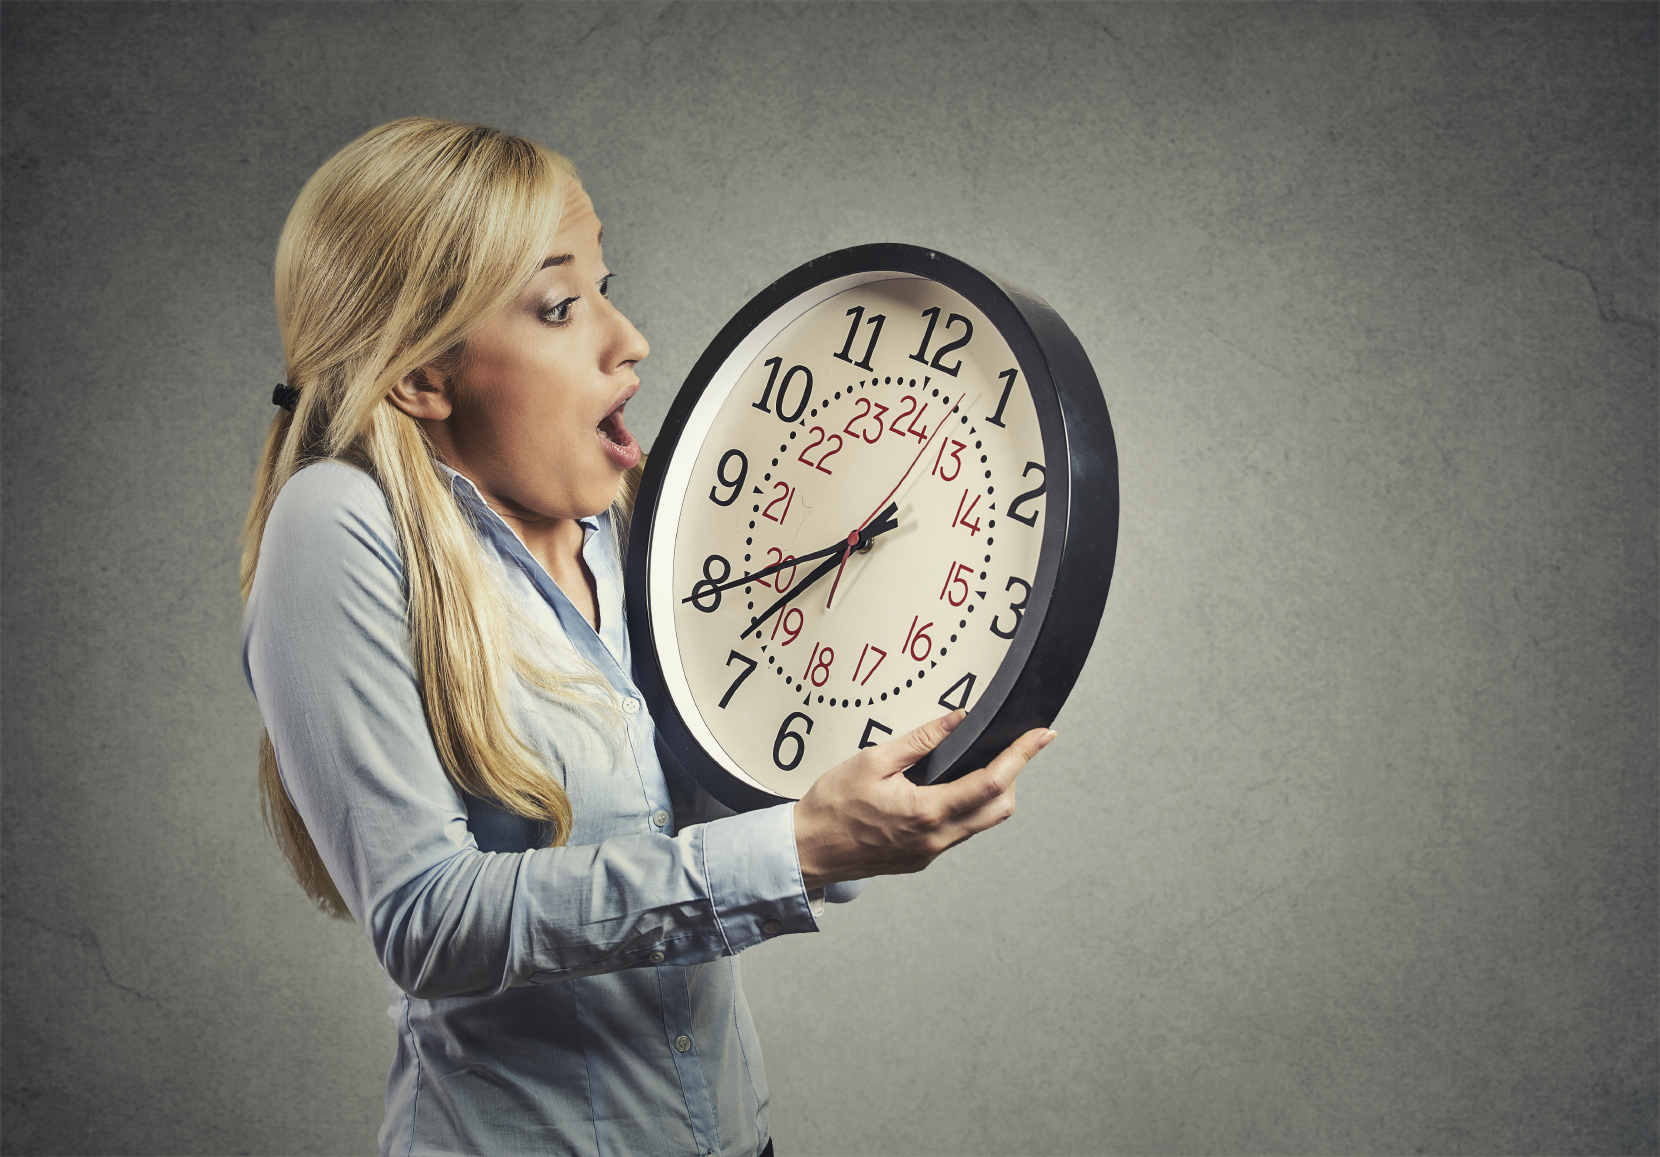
646, 272, 1049, 800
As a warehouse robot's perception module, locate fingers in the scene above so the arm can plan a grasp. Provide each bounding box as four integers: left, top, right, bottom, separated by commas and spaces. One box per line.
797, 721, 1055, 885
863, 709, 966, 775
932, 727, 1055, 821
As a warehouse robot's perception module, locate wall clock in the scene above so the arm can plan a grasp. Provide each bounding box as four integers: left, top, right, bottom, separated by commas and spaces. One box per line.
625, 243, 1117, 812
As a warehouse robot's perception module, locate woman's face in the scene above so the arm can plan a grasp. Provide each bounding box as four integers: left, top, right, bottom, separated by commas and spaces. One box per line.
427, 181, 650, 526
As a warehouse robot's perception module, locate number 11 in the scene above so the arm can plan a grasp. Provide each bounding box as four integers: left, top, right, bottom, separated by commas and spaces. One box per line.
833, 305, 885, 371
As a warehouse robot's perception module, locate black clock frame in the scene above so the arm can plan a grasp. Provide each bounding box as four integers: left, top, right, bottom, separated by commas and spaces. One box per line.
625, 243, 1118, 813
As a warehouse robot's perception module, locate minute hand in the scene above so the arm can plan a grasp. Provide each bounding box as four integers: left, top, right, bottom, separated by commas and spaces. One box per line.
740, 507, 900, 640
682, 536, 852, 604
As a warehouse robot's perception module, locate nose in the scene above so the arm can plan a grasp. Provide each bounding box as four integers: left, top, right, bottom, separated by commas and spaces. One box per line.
605, 297, 650, 371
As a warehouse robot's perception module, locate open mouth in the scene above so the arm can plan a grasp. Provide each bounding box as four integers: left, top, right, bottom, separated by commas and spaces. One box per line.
596, 396, 642, 467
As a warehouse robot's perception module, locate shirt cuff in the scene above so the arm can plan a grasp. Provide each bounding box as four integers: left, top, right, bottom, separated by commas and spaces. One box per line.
701, 802, 818, 952
824, 879, 869, 904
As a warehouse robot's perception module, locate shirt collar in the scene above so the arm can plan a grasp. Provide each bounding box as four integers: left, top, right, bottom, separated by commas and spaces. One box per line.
433, 462, 629, 672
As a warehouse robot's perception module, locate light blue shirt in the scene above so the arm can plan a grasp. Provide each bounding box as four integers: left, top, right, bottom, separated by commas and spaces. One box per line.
243, 460, 857, 1157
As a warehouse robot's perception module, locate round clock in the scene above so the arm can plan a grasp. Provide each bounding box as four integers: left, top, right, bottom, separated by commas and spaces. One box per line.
625, 243, 1118, 812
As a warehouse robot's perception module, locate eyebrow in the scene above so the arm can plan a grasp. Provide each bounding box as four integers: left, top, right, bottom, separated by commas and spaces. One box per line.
538, 229, 601, 271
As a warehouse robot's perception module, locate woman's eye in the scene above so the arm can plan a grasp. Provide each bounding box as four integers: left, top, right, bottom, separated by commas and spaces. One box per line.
598, 274, 613, 298
542, 296, 578, 325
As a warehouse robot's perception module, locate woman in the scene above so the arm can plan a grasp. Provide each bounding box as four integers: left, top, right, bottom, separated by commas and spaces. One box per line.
241, 118, 1052, 1157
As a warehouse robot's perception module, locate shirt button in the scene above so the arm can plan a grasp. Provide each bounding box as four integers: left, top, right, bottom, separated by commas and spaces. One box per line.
648, 950, 665, 964
674, 1034, 692, 1053
622, 697, 641, 714
762, 920, 782, 936
652, 809, 670, 828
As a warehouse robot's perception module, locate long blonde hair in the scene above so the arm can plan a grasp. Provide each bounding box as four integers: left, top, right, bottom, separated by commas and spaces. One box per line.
241, 118, 639, 919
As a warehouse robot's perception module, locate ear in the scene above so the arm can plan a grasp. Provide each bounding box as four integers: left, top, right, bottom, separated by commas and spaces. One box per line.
387, 365, 454, 422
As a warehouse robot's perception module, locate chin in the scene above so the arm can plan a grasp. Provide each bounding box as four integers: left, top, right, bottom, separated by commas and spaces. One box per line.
577, 473, 626, 518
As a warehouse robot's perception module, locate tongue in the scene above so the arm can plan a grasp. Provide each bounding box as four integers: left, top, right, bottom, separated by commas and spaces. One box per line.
599, 408, 628, 445
597, 408, 641, 468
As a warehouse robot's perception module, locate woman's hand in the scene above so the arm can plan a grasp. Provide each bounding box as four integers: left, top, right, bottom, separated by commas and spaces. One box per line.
792, 711, 1056, 888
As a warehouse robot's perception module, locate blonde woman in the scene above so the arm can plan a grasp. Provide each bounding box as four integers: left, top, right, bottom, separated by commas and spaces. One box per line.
241, 118, 1053, 1157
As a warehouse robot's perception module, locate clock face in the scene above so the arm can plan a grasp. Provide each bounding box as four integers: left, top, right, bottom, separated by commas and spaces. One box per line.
644, 272, 1050, 800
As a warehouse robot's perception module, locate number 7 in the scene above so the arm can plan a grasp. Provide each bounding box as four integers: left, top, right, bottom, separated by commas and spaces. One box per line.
718, 651, 757, 708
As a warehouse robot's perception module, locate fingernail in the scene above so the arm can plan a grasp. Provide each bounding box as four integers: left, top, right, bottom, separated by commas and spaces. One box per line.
941, 709, 965, 733
1038, 729, 1058, 748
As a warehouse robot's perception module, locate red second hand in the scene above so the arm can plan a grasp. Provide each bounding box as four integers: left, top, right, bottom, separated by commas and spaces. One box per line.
825, 391, 972, 609
822, 529, 862, 610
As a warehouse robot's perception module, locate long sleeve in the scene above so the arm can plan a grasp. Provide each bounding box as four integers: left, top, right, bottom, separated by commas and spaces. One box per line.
243, 462, 818, 1000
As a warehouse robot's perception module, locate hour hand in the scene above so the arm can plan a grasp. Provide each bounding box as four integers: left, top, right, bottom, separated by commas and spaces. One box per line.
740, 551, 844, 640
862, 502, 899, 541
740, 507, 902, 639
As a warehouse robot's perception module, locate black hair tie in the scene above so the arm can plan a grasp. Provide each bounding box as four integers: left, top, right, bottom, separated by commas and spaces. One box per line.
272, 383, 300, 412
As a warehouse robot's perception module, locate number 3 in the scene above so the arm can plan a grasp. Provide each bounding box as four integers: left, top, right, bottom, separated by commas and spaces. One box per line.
990, 576, 1031, 640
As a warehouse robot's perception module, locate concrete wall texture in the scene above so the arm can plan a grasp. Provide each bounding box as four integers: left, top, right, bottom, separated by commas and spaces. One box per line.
2, 3, 1654, 1154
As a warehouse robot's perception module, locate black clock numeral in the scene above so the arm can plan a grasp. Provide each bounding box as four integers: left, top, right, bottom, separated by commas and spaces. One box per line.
938, 671, 977, 712
858, 718, 893, 750
909, 307, 940, 367
689, 554, 731, 613
1006, 462, 1046, 528
718, 651, 757, 709
833, 305, 886, 371
990, 576, 1032, 640
909, 307, 972, 377
772, 712, 814, 771
709, 448, 748, 506
929, 314, 972, 376
753, 356, 813, 423
986, 368, 1018, 428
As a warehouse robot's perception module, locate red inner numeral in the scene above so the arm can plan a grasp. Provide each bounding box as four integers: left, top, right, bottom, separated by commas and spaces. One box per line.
940, 561, 972, 607
852, 643, 887, 686
762, 481, 794, 524
772, 606, 804, 646
889, 394, 917, 437
902, 615, 934, 662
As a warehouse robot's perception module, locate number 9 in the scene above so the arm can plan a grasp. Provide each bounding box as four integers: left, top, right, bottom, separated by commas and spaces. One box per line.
709, 448, 748, 507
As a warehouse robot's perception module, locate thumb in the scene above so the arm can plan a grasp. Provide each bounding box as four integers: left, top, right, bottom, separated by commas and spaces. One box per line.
862, 709, 966, 778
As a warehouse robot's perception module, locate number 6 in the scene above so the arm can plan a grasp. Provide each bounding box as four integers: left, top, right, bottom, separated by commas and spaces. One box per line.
772, 712, 814, 772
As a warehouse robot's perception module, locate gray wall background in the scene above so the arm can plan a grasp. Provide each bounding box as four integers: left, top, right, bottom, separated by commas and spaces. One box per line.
2, 3, 1654, 1154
